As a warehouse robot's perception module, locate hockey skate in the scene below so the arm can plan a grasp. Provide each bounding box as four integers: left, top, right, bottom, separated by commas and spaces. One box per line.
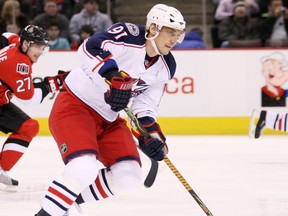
35, 208, 72, 216
63, 202, 83, 216
0, 165, 19, 192
35, 210, 70, 216
249, 109, 266, 139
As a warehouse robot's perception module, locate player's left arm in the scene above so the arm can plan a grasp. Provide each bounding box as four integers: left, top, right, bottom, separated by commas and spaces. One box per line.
130, 83, 168, 161
130, 54, 176, 160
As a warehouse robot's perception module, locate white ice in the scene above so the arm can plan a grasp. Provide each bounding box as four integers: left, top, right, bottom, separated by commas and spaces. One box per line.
1, 135, 288, 216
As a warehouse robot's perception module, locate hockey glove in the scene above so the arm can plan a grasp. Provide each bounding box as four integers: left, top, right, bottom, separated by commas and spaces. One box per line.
138, 137, 165, 161
132, 119, 168, 161
104, 71, 133, 112
44, 70, 69, 93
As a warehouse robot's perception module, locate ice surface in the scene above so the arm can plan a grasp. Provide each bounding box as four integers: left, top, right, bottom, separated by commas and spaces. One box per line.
1, 135, 288, 216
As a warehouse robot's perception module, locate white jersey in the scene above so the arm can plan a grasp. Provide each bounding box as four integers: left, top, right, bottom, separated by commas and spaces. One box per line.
65, 22, 177, 122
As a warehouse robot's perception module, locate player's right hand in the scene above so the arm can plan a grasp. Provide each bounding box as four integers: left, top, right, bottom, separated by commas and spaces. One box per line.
104, 72, 133, 112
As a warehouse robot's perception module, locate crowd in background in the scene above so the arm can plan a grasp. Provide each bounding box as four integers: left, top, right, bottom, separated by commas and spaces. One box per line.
171, 0, 288, 49
0, 0, 112, 50
2, 0, 288, 50
210, 0, 288, 48
172, 0, 288, 49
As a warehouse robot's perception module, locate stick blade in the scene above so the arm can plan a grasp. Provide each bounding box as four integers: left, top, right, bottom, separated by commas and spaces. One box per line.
144, 159, 159, 188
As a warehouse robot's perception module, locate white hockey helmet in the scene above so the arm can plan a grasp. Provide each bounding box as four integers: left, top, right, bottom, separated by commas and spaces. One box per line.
146, 4, 186, 43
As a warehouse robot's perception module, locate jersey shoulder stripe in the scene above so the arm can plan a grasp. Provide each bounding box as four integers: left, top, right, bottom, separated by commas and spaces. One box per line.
87, 22, 146, 50
162, 53, 176, 79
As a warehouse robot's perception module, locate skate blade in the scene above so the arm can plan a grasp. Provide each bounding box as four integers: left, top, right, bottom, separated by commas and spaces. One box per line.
249, 109, 260, 139
0, 183, 18, 192
74, 202, 83, 214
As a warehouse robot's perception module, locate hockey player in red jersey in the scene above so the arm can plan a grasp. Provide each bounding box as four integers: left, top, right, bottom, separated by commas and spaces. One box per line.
0, 25, 68, 191
35, 4, 186, 216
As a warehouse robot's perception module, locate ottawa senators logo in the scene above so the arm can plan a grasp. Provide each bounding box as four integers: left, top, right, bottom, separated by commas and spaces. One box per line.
16, 63, 29, 74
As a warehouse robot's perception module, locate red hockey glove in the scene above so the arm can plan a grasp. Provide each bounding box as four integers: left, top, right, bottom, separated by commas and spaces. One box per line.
44, 70, 69, 93
104, 71, 133, 112
132, 120, 168, 161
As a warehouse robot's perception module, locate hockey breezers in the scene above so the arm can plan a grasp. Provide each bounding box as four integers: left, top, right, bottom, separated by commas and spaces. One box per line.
124, 107, 214, 216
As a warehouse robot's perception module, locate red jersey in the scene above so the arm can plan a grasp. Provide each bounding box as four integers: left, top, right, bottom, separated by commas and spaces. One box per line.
0, 34, 34, 104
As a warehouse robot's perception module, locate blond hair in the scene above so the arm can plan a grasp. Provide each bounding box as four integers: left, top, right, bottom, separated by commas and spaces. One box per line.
1, 0, 20, 20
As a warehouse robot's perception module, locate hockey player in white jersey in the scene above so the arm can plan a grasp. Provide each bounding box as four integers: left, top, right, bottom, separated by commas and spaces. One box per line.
35, 4, 186, 216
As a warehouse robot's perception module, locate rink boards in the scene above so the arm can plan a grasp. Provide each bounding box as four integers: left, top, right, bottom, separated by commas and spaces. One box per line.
35, 116, 284, 135
7, 49, 288, 135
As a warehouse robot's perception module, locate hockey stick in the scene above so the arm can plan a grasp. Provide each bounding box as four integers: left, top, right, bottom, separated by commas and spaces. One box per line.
124, 107, 159, 188
163, 156, 214, 216
124, 107, 214, 216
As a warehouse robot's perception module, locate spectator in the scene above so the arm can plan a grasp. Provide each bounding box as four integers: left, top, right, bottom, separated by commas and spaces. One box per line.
258, 0, 288, 47
211, 0, 259, 47
33, 0, 70, 40
215, 0, 259, 22
69, 0, 112, 44
5, 20, 21, 35
71, 24, 94, 50
0, 0, 33, 19
33, 0, 76, 19
258, 0, 288, 15
46, 22, 71, 50
0, 0, 30, 35
218, 1, 260, 48
173, 27, 207, 49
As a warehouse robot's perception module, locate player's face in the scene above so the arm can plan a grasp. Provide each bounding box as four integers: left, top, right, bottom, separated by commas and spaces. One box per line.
155, 27, 184, 55
25, 42, 47, 63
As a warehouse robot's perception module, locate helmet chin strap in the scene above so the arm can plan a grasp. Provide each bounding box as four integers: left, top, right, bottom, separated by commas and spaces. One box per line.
145, 31, 161, 55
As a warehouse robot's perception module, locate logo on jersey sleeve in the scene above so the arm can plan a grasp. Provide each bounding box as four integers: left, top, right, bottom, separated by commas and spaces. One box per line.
16, 63, 29, 74
125, 23, 140, 36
